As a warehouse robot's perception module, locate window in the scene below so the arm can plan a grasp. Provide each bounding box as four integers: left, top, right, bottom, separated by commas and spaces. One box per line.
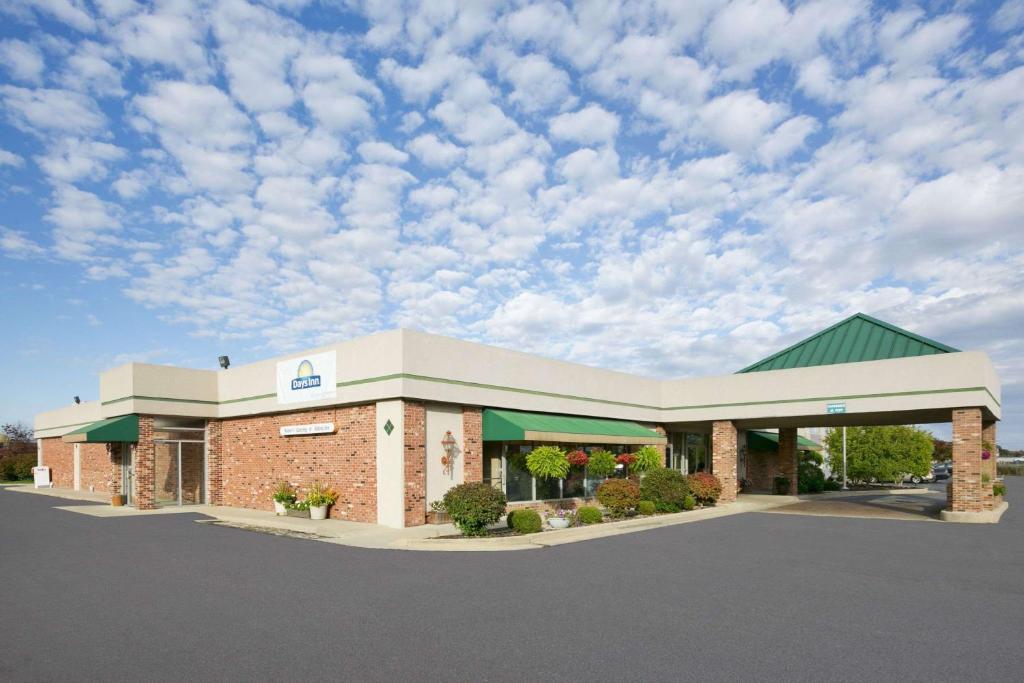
494, 442, 621, 502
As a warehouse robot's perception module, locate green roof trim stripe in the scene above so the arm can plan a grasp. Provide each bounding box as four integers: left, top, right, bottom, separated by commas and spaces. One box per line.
747, 430, 821, 452
738, 313, 959, 373
482, 409, 665, 443
62, 415, 139, 443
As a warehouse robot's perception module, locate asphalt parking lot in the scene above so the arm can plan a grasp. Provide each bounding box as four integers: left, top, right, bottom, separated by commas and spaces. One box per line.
2, 479, 1023, 683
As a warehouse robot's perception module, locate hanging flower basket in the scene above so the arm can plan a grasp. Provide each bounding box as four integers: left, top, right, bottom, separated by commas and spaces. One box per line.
567, 450, 589, 467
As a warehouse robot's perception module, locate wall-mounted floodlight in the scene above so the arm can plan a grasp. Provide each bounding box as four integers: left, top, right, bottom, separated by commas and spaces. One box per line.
218, 355, 230, 369
73, 396, 81, 404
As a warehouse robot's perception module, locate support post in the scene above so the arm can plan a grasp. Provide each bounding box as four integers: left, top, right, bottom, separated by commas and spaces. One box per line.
778, 427, 799, 496
711, 421, 738, 503
134, 415, 156, 510
950, 408, 985, 513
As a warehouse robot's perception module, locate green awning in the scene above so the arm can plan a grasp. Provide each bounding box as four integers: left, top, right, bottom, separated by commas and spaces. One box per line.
747, 430, 821, 452
483, 409, 666, 445
62, 415, 139, 443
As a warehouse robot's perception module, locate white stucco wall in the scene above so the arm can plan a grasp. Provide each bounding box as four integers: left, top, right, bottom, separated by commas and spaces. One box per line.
425, 403, 464, 505
375, 400, 405, 529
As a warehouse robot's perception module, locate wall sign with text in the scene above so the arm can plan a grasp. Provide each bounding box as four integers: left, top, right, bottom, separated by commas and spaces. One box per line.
276, 351, 337, 405
280, 423, 336, 437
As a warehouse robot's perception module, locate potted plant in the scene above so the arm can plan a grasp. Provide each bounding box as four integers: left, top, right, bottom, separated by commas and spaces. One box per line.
306, 482, 338, 520
272, 481, 296, 515
285, 499, 310, 518
526, 445, 570, 480
427, 499, 449, 525
546, 509, 572, 529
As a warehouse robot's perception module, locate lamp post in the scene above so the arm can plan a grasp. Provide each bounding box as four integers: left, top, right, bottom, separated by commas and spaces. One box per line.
441, 431, 457, 477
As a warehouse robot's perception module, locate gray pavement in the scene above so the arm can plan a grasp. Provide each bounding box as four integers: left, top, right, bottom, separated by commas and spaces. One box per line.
2, 479, 1023, 682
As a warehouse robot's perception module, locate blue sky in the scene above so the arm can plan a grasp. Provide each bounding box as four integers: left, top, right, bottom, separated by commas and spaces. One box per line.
1, 0, 1022, 446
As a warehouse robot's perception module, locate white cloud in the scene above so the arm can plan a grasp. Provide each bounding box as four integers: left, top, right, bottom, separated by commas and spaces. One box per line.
991, 0, 1024, 32
0, 40, 44, 83
0, 148, 23, 167
0, 227, 45, 258
357, 141, 409, 165
549, 105, 620, 145
407, 133, 465, 168
113, 4, 209, 76
698, 90, 787, 153
0, 86, 105, 133
35, 138, 126, 183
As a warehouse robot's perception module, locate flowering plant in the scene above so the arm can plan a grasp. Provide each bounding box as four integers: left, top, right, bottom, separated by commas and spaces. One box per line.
306, 482, 339, 507
616, 453, 637, 466
981, 450, 992, 460
546, 508, 572, 519
567, 450, 589, 467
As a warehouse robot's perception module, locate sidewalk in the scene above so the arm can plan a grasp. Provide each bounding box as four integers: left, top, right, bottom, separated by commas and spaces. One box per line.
5, 484, 800, 552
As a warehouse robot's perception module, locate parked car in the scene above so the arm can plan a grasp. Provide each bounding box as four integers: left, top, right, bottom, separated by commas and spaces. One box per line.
903, 470, 935, 485
932, 463, 952, 480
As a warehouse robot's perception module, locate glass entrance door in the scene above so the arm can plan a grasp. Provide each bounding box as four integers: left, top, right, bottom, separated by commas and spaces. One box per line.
121, 443, 134, 505
154, 439, 205, 506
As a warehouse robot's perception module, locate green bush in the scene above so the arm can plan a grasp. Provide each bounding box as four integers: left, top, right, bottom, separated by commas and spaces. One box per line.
993, 483, 1007, 497
587, 449, 617, 478
576, 506, 603, 524
639, 467, 689, 512
0, 453, 36, 481
823, 478, 842, 491
686, 472, 722, 505
526, 445, 570, 480
442, 482, 507, 536
797, 462, 825, 494
596, 478, 640, 517
637, 500, 656, 516
632, 446, 662, 473
682, 494, 696, 511
510, 508, 542, 534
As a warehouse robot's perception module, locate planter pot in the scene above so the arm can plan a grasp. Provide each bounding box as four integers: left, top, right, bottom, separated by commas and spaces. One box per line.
310, 504, 328, 521
427, 510, 450, 525
285, 508, 310, 519
548, 517, 570, 529
111, 494, 125, 507
273, 501, 286, 516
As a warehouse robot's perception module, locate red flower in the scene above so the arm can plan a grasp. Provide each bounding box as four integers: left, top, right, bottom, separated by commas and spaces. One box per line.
616, 454, 637, 465
567, 450, 589, 466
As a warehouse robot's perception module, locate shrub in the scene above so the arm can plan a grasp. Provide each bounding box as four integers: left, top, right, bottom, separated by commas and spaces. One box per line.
510, 508, 542, 534
637, 500, 656, 516
993, 483, 1007, 497
306, 482, 338, 507
567, 450, 589, 467
823, 478, 842, 491
526, 445, 570, 480
686, 472, 722, 505
587, 449, 617, 478
797, 462, 825, 494
682, 494, 696, 511
443, 482, 508, 536
632, 446, 662, 473
0, 453, 36, 481
639, 467, 689, 512
576, 506, 603, 524
596, 478, 640, 517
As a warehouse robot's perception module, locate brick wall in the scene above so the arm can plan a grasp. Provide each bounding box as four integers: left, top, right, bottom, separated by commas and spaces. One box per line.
778, 428, 798, 496
404, 401, 427, 527
220, 405, 377, 522
712, 420, 738, 503
135, 416, 156, 509
207, 420, 223, 505
462, 406, 483, 484
38, 438, 112, 493
745, 449, 778, 492
951, 407, 986, 513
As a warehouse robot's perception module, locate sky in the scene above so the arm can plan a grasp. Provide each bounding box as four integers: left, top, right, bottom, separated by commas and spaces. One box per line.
0, 0, 1022, 446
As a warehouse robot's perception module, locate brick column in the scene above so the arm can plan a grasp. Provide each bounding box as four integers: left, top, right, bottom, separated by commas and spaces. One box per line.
653, 425, 667, 466
462, 406, 483, 483
206, 419, 223, 505
108, 443, 122, 500
403, 402, 426, 527
134, 415, 156, 509
778, 427, 798, 496
951, 408, 985, 513
712, 421, 738, 503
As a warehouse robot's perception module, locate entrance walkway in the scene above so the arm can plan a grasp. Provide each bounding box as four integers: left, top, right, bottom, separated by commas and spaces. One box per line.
756, 488, 947, 522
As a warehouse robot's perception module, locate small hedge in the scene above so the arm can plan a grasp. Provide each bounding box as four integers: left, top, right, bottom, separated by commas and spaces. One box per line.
576, 506, 603, 525
442, 482, 507, 536
993, 482, 1007, 497
637, 500, 656, 516
0, 453, 35, 481
682, 494, 696, 511
797, 462, 825, 494
823, 478, 842, 491
640, 467, 689, 512
686, 472, 722, 505
596, 478, 640, 517
509, 508, 542, 534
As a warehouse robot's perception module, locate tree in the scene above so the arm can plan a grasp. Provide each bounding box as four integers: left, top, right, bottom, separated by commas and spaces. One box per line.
825, 426, 933, 484
2, 422, 34, 454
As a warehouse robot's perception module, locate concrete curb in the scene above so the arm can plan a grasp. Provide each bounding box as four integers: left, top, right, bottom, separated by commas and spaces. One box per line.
939, 501, 1009, 524
3, 484, 109, 504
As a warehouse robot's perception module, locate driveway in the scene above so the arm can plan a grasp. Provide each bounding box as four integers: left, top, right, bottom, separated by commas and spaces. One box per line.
2, 479, 1023, 682
759, 487, 949, 521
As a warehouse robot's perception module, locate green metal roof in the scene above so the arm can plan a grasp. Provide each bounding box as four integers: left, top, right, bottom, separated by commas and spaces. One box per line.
62, 415, 139, 443
738, 313, 958, 373
482, 409, 666, 445
747, 430, 821, 452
